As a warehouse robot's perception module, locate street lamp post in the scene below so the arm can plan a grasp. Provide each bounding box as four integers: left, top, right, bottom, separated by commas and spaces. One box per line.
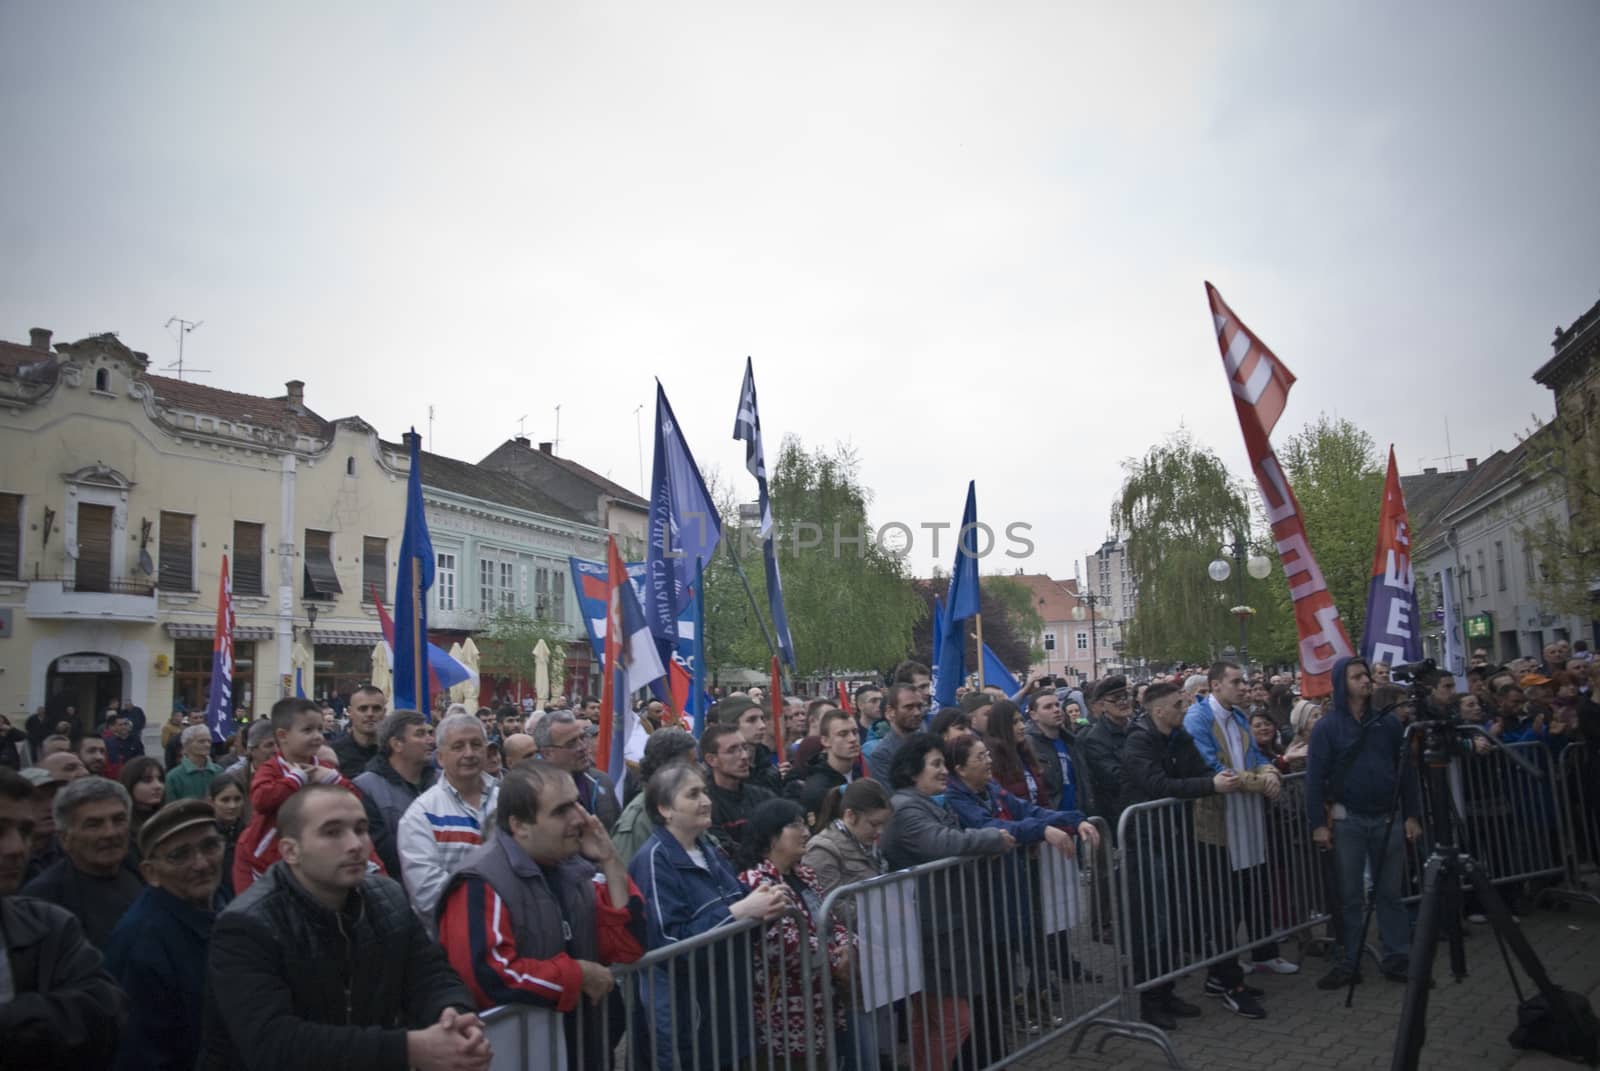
1071, 591, 1108, 681
1208, 532, 1271, 666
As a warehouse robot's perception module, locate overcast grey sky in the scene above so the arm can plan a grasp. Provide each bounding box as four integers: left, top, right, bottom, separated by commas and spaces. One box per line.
4, 1, 1597, 580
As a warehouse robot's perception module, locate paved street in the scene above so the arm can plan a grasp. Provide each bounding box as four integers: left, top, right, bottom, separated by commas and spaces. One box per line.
1020, 900, 1600, 1071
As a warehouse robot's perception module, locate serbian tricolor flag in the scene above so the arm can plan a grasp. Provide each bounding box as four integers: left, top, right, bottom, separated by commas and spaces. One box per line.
1206, 283, 1353, 697
204, 554, 237, 743
598, 536, 666, 804
1360, 446, 1421, 670
372, 585, 475, 711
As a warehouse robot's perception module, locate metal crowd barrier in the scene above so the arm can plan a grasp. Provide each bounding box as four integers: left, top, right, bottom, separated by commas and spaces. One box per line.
812, 816, 1153, 1071
472, 739, 1600, 1071
1553, 740, 1600, 906
1116, 773, 1329, 1010
1396, 740, 1570, 907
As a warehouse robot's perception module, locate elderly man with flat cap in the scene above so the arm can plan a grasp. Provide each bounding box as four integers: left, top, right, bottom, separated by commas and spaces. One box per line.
104, 798, 228, 1071
1079, 675, 1138, 836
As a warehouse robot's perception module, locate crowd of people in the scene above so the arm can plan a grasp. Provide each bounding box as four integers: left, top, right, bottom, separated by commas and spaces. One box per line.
2, 639, 1597, 1070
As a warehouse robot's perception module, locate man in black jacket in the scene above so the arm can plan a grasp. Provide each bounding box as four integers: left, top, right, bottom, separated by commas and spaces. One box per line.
702, 722, 775, 855
1122, 682, 1253, 1029
786, 708, 868, 824
1079, 676, 1137, 836
22, 775, 142, 948
200, 783, 491, 1071
353, 711, 438, 878
0, 767, 125, 1069
331, 685, 387, 779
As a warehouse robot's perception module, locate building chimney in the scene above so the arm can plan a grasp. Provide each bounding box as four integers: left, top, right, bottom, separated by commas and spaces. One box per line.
402, 430, 420, 449
1424, 467, 1438, 476
514, 436, 531, 448
29, 327, 51, 351
285, 380, 305, 411
538, 441, 554, 455
1466, 457, 1478, 471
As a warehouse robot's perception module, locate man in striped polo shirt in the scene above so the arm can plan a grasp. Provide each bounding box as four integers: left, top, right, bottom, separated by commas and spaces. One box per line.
397, 712, 500, 934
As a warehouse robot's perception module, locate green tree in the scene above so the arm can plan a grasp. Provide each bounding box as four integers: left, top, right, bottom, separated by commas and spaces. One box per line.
742, 437, 926, 677
1262, 414, 1384, 650
908, 574, 1045, 686
474, 606, 568, 694
1114, 431, 1268, 663
1518, 420, 1593, 619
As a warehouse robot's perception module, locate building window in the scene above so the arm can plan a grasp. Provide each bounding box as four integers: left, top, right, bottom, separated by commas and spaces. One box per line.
1524, 544, 1536, 585
534, 566, 550, 620
94, 368, 110, 391
1044, 632, 1056, 652
550, 568, 566, 622
1076, 631, 1089, 650
1460, 564, 1472, 600
363, 537, 387, 603
436, 552, 456, 611
479, 558, 496, 613
346, 457, 356, 476
303, 529, 341, 599
172, 638, 255, 717
499, 560, 516, 609
75, 503, 114, 593
0, 493, 19, 580
1477, 550, 1487, 597
233, 522, 264, 596
1494, 541, 1506, 592
158, 511, 195, 592
311, 644, 369, 707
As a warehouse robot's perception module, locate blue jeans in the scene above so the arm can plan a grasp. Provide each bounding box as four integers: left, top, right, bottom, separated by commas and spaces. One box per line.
1334, 813, 1410, 969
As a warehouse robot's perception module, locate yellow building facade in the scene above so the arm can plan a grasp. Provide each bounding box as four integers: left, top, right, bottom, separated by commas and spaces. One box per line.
0, 330, 406, 731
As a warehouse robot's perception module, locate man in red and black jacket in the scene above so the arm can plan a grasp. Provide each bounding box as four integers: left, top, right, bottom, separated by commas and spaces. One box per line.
438, 759, 644, 1069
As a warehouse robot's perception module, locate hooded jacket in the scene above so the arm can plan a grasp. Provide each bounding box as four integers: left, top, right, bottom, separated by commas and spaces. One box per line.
353, 754, 438, 879
1304, 655, 1421, 828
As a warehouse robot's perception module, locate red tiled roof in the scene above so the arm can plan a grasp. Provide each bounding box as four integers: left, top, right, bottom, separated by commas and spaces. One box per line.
139, 372, 331, 438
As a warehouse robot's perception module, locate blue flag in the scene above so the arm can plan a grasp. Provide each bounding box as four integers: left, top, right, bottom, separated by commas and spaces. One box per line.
933, 483, 981, 707
646, 382, 722, 646
732, 358, 795, 669
981, 643, 1020, 697
947, 481, 981, 621
393, 430, 435, 714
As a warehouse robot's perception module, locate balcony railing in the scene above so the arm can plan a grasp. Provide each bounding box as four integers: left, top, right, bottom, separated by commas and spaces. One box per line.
32, 574, 157, 597
26, 574, 159, 623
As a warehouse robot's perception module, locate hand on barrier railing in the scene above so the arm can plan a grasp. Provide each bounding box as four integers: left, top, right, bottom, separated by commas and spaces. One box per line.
1312, 825, 1332, 851
1263, 771, 1283, 801
997, 829, 1018, 852
1078, 821, 1102, 852
579, 960, 616, 1004
408, 1007, 494, 1071
1404, 817, 1422, 844
1214, 770, 1241, 794
731, 883, 790, 921
1044, 825, 1077, 860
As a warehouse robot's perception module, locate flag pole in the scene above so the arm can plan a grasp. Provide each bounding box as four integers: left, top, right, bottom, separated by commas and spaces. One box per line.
411, 565, 425, 720
692, 557, 708, 735
973, 612, 986, 689
723, 539, 780, 668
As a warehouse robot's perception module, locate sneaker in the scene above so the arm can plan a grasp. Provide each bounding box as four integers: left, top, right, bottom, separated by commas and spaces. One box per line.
1161, 991, 1203, 1018
1316, 965, 1362, 990
1466, 913, 1488, 924
1204, 976, 1265, 999
1252, 957, 1300, 975
1220, 987, 1267, 1020
1139, 995, 1179, 1031
1379, 958, 1411, 983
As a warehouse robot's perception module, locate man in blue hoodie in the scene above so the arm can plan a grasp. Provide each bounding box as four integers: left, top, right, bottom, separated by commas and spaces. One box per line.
1305, 656, 1422, 989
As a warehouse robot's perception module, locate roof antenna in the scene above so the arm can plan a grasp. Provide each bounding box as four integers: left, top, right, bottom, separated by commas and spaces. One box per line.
162, 318, 210, 381
515, 414, 528, 439
553, 403, 561, 455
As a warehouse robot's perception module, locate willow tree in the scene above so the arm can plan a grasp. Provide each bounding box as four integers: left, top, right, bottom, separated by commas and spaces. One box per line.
1113, 431, 1254, 664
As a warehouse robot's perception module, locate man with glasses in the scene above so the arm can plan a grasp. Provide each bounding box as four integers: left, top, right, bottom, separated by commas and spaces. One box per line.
867, 683, 930, 783
1080, 676, 1137, 835
332, 685, 388, 779
533, 710, 619, 831
701, 722, 776, 855
105, 799, 226, 1070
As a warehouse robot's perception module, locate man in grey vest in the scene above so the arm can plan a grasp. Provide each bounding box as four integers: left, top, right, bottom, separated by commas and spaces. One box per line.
353, 712, 437, 878
437, 760, 644, 1068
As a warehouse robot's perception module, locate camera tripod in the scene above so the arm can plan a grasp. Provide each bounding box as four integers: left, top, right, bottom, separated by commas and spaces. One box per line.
1374, 718, 1579, 1070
